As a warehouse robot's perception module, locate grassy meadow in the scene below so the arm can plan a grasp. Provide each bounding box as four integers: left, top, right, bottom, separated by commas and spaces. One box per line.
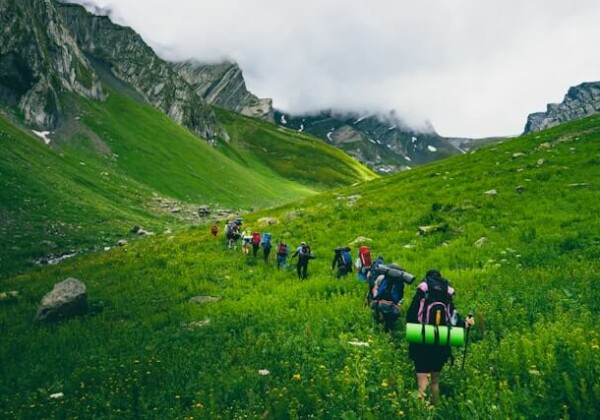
0, 88, 373, 277
1, 112, 600, 418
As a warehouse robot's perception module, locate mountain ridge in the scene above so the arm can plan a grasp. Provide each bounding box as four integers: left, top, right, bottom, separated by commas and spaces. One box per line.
524, 81, 600, 133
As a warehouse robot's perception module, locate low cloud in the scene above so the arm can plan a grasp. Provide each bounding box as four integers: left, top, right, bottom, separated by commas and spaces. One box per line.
66, 0, 600, 138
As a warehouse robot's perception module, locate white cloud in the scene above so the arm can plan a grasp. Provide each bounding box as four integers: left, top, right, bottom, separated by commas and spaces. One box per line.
65, 0, 600, 138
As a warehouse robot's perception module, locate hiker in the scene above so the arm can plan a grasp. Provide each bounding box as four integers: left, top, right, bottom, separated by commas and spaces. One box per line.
261, 232, 273, 263
363, 255, 385, 305
292, 241, 313, 279
406, 269, 474, 405
370, 262, 415, 332
210, 224, 218, 237
241, 229, 252, 255
331, 246, 353, 278
356, 245, 374, 282
251, 231, 261, 257
225, 218, 242, 249
276, 240, 288, 269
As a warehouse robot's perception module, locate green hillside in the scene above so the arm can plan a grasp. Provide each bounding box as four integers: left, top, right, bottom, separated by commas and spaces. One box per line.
0, 88, 374, 276
1, 114, 600, 418
214, 107, 376, 186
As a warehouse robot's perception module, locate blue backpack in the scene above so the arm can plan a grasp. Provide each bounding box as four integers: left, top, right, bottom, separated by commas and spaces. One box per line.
262, 233, 272, 248
341, 250, 352, 267
373, 275, 404, 304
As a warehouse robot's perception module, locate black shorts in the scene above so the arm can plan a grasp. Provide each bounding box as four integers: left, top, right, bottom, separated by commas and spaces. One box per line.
409, 344, 451, 373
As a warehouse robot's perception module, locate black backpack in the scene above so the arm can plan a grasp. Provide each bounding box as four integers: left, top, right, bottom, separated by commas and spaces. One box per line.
417, 276, 452, 326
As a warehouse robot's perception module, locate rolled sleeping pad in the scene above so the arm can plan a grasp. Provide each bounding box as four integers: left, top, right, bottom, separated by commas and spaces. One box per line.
405, 323, 465, 346
378, 264, 416, 284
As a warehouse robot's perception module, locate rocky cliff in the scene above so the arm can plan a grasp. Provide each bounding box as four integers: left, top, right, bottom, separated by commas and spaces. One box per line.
56, 2, 221, 139
0, 0, 104, 128
171, 60, 274, 122
275, 110, 461, 173
524, 82, 600, 133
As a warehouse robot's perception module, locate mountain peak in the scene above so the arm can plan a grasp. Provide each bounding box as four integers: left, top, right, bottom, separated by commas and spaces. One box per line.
524, 81, 600, 133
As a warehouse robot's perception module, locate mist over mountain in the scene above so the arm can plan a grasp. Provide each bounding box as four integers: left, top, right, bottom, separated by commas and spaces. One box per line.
275, 110, 462, 174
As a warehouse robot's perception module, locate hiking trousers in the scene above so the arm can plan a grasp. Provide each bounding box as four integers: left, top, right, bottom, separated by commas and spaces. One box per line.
297, 261, 308, 279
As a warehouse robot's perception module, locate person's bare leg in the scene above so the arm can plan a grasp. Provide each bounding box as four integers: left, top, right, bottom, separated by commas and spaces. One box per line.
416, 373, 429, 399
430, 372, 441, 405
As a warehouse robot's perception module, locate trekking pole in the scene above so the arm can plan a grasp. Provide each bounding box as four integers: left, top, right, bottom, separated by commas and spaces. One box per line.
461, 312, 474, 370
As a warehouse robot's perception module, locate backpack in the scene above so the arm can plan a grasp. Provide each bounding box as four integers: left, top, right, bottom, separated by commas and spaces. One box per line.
372, 274, 404, 304
334, 246, 352, 268
262, 233, 272, 248
341, 249, 352, 267
252, 232, 261, 245
417, 277, 454, 326
278, 243, 288, 255
359, 246, 372, 268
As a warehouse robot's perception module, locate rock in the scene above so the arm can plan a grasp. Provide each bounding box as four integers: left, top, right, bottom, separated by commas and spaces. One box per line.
346, 195, 362, 206
473, 237, 488, 247
34, 278, 88, 322
524, 82, 600, 133
189, 296, 221, 304
187, 319, 211, 329
257, 217, 278, 226
117, 240, 128, 246
350, 236, 373, 245
537, 159, 545, 166
568, 183, 590, 187
484, 189, 497, 196
197, 206, 211, 217
515, 185, 526, 193
131, 225, 141, 234
417, 224, 447, 235
512, 152, 526, 158
0, 291, 19, 303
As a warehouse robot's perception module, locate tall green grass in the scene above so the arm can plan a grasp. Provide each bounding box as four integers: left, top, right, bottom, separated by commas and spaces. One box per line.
0, 87, 374, 276
1, 113, 600, 418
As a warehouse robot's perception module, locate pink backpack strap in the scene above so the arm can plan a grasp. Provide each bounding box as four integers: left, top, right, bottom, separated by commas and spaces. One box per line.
418, 281, 428, 293
448, 286, 455, 296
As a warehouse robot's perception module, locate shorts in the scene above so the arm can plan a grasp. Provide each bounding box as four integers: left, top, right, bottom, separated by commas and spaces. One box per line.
409, 344, 451, 373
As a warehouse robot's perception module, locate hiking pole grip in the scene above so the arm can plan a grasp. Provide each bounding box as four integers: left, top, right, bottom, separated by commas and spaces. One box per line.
461, 312, 474, 370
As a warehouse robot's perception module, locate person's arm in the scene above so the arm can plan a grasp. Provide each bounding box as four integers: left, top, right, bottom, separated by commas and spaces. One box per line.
331, 254, 338, 270
291, 248, 299, 258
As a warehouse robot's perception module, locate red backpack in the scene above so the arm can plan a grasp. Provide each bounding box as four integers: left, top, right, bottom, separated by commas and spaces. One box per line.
359, 246, 372, 268
278, 243, 288, 255
252, 232, 261, 245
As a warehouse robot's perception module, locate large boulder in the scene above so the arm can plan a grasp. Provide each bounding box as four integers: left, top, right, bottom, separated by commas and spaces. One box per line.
34, 278, 88, 322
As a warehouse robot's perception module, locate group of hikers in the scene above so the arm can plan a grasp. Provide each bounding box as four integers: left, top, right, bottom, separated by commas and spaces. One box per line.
212, 218, 315, 279
211, 218, 475, 404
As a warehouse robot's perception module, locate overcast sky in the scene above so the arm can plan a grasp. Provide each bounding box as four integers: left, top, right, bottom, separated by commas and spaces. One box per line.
68, 0, 600, 138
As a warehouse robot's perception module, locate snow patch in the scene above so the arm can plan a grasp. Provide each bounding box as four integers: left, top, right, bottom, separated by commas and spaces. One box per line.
386, 144, 392, 149
354, 115, 371, 124
298, 123, 304, 133
427, 145, 437, 152
280, 114, 287, 125
376, 140, 382, 145
404, 155, 412, 162
388, 125, 397, 130
32, 130, 51, 145
411, 136, 417, 143
327, 130, 334, 141
368, 138, 376, 144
